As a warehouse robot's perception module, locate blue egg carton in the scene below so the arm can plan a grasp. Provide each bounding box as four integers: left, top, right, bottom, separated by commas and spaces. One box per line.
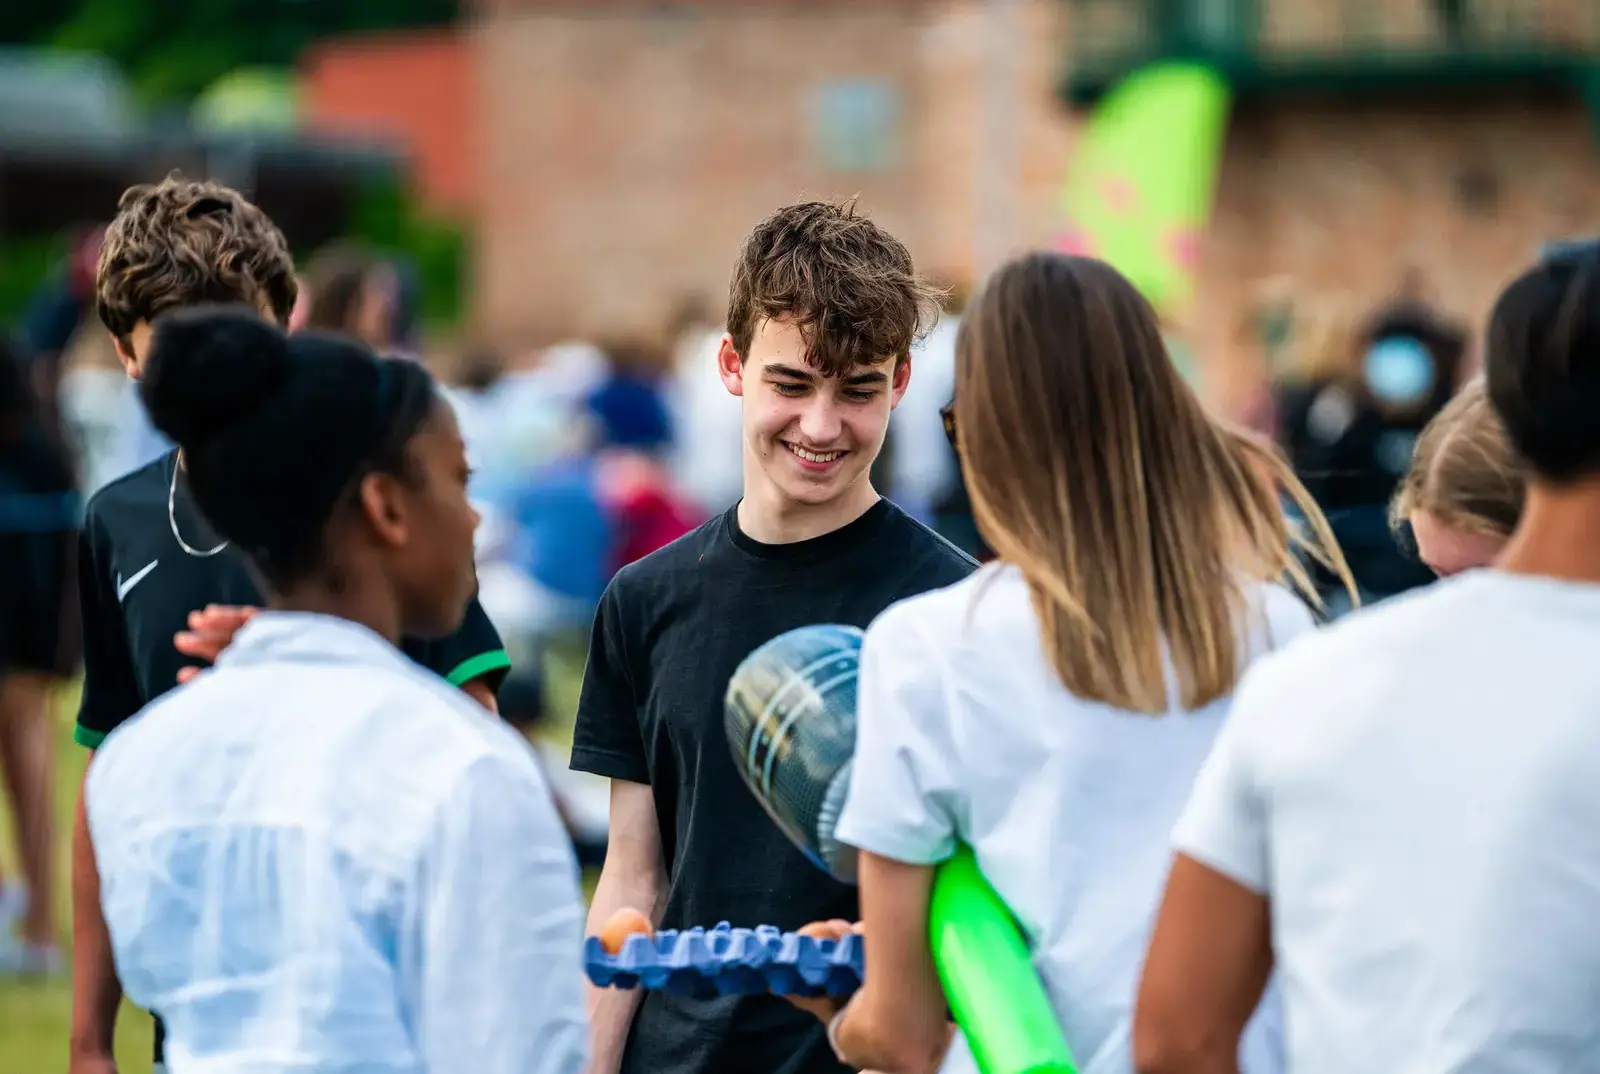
584, 922, 865, 998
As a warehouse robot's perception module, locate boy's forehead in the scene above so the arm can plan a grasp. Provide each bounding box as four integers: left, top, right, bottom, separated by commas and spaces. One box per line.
746, 316, 898, 379
754, 353, 893, 381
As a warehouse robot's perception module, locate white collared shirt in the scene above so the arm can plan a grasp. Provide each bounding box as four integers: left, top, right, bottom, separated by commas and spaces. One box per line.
86, 612, 588, 1074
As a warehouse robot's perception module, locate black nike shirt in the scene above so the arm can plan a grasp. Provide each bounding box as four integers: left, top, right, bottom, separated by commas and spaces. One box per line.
572, 497, 976, 1074
74, 450, 511, 750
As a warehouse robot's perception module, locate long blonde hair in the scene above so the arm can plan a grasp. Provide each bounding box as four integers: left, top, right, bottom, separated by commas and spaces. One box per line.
954, 253, 1355, 714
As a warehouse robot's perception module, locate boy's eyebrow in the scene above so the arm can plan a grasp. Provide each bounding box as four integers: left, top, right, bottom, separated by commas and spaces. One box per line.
764, 363, 816, 381
763, 363, 890, 387
843, 369, 890, 387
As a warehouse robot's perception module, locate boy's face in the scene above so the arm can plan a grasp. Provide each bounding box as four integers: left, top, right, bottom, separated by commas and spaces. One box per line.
718, 317, 911, 510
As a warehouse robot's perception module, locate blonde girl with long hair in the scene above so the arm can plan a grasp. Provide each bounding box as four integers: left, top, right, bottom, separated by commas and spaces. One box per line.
786, 252, 1353, 1073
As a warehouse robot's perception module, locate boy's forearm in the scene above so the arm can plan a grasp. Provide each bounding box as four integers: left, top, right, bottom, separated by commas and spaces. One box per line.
583, 860, 666, 1074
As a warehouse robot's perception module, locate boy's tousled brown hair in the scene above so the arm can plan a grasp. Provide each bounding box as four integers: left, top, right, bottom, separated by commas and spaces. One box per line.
726, 200, 943, 376
96, 175, 298, 345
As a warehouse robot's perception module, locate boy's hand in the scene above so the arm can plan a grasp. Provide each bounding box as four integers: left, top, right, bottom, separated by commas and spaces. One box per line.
174, 605, 257, 682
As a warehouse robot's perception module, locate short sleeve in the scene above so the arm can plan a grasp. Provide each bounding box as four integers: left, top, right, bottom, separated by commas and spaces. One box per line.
569, 582, 649, 784
401, 597, 511, 697
74, 510, 143, 749
1170, 666, 1277, 893
834, 604, 961, 866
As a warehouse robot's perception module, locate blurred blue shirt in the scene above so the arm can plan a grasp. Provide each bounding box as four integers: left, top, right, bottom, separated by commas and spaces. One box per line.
85, 612, 588, 1074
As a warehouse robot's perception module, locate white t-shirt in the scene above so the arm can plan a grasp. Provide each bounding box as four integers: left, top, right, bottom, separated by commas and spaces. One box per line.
1174, 569, 1600, 1074
837, 564, 1314, 1074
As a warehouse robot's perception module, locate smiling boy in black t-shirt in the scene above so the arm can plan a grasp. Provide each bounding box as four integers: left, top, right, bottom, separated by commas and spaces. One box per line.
572, 202, 975, 1074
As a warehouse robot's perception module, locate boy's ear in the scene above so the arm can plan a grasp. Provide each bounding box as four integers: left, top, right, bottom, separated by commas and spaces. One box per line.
889, 350, 913, 409
717, 333, 745, 398
111, 333, 140, 379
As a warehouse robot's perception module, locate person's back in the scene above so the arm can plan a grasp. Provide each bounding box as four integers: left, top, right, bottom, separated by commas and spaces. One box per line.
1139, 243, 1600, 1074
88, 616, 567, 1070
855, 570, 1310, 1074
1188, 572, 1600, 1070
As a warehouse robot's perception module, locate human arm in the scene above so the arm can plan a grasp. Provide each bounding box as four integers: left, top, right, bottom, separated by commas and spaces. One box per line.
795, 605, 962, 1072
69, 766, 122, 1074
1132, 673, 1278, 1074
583, 780, 667, 1074
69, 518, 142, 1071
1133, 857, 1272, 1074
568, 579, 662, 1073
406, 752, 589, 1074
814, 853, 951, 1074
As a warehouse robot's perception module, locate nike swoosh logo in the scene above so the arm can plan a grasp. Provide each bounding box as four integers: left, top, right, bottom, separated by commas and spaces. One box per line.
116, 560, 159, 603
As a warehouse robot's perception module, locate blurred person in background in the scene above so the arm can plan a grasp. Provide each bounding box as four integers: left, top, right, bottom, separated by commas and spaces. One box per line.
1136, 243, 1600, 1074
481, 337, 701, 653
20, 225, 105, 427
19, 225, 170, 495
1273, 289, 1468, 610
298, 240, 401, 355
0, 334, 79, 978
790, 253, 1350, 1074
69, 176, 512, 1074
885, 283, 960, 526
1390, 377, 1524, 578
665, 296, 745, 516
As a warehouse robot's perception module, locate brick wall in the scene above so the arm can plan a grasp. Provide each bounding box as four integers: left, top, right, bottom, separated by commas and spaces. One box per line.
302, 30, 474, 213
470, 0, 1600, 411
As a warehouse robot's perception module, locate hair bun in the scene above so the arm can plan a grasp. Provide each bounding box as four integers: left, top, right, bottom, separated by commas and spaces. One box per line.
139, 305, 293, 449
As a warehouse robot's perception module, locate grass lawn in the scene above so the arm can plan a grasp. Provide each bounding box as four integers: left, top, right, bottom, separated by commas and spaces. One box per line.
0, 681, 154, 1074
0, 642, 595, 1074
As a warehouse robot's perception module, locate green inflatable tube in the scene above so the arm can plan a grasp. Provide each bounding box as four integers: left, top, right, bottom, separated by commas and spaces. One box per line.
930, 845, 1079, 1074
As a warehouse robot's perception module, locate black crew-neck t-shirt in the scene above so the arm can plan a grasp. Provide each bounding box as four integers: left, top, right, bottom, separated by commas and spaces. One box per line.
572, 497, 976, 1074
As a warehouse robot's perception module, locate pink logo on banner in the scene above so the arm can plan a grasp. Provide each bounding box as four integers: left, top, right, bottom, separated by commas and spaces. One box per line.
1167, 227, 1201, 270
1056, 228, 1096, 257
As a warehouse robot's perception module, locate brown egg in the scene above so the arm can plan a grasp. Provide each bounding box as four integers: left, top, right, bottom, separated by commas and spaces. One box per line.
796, 919, 853, 942
598, 907, 654, 954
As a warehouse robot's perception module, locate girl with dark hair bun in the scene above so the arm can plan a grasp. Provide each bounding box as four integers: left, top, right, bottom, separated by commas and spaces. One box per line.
81, 307, 588, 1074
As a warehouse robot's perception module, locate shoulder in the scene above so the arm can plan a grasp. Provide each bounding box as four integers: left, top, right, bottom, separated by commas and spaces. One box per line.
1233, 581, 1454, 711
381, 659, 542, 769
876, 501, 980, 583
603, 510, 726, 602
863, 565, 993, 661
82, 453, 172, 537
1244, 581, 1320, 654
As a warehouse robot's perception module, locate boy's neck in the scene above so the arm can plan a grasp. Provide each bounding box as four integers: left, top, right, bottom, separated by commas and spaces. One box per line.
1497, 476, 1600, 585
736, 473, 881, 546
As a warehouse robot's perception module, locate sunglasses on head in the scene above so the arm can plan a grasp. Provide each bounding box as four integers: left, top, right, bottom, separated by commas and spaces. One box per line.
940, 400, 957, 452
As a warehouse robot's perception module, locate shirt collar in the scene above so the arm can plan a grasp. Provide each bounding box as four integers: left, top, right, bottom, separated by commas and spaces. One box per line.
216, 612, 413, 675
